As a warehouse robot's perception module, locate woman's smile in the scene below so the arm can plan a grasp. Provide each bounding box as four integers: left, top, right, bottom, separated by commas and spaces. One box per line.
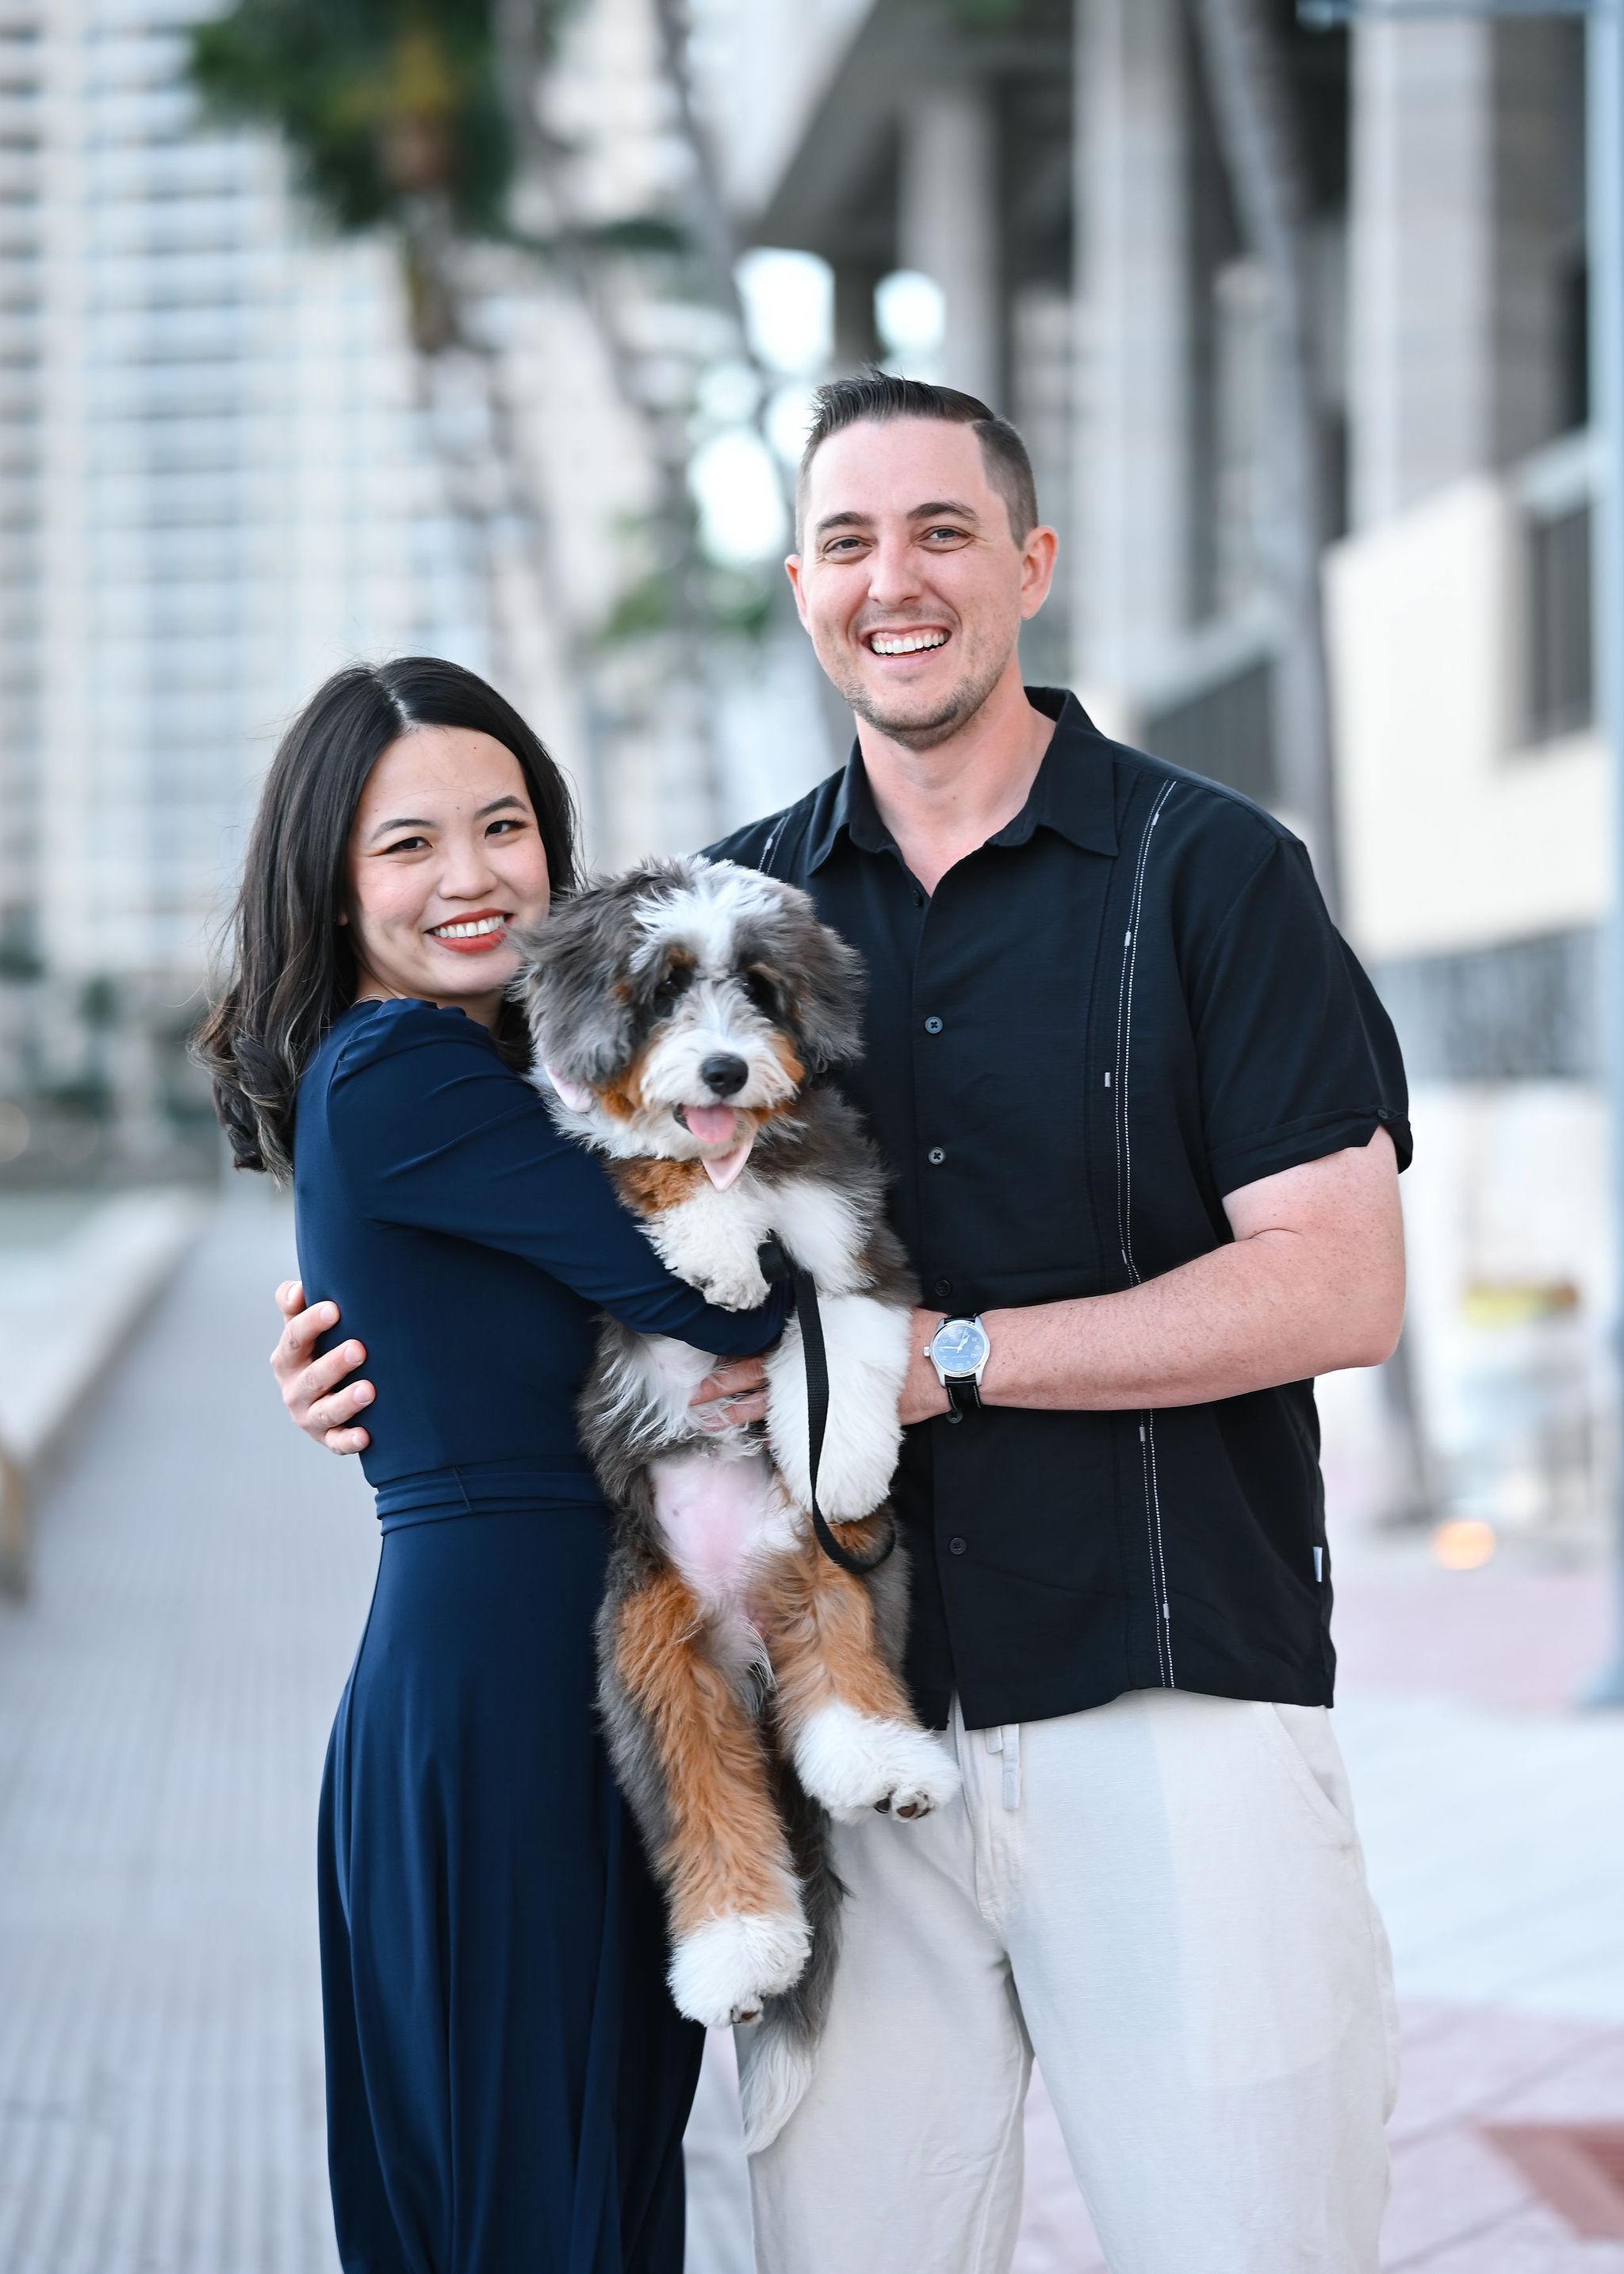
427, 907, 511, 953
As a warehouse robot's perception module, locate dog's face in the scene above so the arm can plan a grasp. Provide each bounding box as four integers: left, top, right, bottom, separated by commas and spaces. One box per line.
512, 858, 865, 1184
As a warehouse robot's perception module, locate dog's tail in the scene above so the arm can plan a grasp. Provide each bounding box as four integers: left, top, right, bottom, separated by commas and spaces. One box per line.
737, 1758, 845, 2154
737, 2009, 818, 2155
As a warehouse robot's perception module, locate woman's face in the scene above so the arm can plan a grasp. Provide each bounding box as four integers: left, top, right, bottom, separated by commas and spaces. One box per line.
345, 726, 552, 1029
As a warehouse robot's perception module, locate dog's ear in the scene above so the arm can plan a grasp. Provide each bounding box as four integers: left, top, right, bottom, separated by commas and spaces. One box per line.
783, 905, 867, 1076
509, 874, 645, 1082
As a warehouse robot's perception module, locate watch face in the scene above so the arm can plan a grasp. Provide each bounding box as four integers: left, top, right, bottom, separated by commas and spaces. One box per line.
932, 1317, 990, 1376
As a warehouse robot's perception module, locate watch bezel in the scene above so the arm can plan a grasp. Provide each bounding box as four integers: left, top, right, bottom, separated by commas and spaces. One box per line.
929, 1314, 990, 1379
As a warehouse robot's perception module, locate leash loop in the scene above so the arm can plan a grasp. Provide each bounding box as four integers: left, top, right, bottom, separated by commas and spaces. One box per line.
756, 1237, 894, 1576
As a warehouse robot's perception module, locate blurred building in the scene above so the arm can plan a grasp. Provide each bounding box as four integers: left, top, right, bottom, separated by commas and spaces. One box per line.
0, 0, 483, 1172
697, 0, 1609, 1543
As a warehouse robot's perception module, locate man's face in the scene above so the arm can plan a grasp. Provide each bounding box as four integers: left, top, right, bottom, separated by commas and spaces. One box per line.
787, 417, 1055, 752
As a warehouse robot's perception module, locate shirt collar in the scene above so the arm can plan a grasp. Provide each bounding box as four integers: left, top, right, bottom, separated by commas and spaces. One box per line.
806, 686, 1120, 873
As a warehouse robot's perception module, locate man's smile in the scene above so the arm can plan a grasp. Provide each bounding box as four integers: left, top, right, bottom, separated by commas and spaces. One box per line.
864, 627, 951, 658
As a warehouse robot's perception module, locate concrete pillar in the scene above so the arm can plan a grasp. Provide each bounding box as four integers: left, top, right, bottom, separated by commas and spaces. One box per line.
1492, 21, 1588, 464
832, 261, 883, 373
1349, 21, 1496, 527
898, 83, 1001, 407
1071, 0, 1190, 700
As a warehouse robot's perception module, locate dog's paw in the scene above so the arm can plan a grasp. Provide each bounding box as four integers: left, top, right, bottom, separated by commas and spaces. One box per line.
693, 1262, 771, 1310
791, 1701, 963, 1823
667, 1907, 811, 2027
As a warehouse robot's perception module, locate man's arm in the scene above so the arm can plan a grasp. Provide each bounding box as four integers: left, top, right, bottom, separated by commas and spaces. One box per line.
900, 1128, 1404, 1423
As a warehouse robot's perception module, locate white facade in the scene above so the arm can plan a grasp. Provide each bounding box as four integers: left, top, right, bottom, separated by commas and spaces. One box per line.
0, 0, 482, 1124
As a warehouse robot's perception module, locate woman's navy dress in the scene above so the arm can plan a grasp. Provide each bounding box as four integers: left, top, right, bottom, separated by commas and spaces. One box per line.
293, 999, 787, 2274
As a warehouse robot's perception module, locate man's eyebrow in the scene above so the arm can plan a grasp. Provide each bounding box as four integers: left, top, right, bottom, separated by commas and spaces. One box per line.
368, 795, 527, 839
814, 508, 874, 538
813, 498, 983, 539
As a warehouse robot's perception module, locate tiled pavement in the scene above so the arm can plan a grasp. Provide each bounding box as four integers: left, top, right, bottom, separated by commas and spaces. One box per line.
0, 1192, 377, 2274
1, 1194, 1622, 2270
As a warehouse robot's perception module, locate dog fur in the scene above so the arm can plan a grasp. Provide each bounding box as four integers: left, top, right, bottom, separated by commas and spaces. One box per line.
511, 856, 959, 2151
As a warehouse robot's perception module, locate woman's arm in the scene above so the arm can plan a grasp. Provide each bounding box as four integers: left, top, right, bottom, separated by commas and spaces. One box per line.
270, 1281, 772, 1455
328, 1007, 788, 1354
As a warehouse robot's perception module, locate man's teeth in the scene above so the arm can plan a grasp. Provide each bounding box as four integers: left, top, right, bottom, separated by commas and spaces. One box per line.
870, 630, 948, 655
431, 916, 505, 939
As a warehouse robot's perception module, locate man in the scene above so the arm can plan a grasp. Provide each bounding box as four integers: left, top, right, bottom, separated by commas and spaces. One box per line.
276, 374, 1407, 2273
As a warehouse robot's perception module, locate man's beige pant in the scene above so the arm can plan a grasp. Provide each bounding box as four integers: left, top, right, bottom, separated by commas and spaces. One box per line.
743, 1689, 1400, 2274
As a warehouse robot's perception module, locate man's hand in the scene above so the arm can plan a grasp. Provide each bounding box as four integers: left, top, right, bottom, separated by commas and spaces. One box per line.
271, 1279, 375, 1454
688, 1356, 769, 1432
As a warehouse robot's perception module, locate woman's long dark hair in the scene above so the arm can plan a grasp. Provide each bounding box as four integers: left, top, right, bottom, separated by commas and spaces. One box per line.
196, 658, 579, 1179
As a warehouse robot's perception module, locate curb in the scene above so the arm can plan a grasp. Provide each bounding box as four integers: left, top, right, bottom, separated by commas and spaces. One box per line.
0, 1190, 213, 1596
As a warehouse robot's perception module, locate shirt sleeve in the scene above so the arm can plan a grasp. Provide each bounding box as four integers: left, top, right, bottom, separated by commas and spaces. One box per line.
327, 1004, 789, 1355
1183, 830, 1411, 1197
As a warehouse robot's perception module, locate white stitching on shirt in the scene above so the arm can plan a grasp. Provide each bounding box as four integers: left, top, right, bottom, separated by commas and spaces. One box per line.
756, 811, 791, 877
1116, 784, 1176, 1685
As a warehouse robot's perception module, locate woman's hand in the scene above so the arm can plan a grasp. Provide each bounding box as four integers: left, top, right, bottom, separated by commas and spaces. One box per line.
272, 1279, 375, 1453
691, 1314, 949, 1438
688, 1357, 769, 1432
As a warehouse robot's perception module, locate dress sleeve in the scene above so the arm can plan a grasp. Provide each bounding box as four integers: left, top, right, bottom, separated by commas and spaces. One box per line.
1182, 831, 1411, 1198
327, 1004, 788, 1354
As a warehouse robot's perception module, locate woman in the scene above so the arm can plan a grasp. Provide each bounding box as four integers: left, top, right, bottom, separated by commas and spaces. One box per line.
197, 659, 788, 2274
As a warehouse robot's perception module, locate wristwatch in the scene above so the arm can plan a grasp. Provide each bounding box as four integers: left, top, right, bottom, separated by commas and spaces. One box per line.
927, 1314, 990, 1419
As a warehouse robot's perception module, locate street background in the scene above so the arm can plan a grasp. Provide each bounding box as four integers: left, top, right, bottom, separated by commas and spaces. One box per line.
2, 0, 1624, 2265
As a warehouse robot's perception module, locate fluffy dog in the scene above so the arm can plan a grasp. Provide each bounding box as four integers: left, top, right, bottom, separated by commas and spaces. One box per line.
513, 855, 959, 2150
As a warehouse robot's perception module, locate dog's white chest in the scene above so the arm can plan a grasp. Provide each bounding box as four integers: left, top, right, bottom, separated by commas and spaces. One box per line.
650, 1448, 797, 1608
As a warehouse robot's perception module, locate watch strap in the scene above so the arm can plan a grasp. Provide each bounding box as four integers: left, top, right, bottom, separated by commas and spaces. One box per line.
946, 1372, 981, 1416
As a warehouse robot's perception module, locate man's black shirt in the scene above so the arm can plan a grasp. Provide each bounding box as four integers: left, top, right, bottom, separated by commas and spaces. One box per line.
710, 688, 1411, 1730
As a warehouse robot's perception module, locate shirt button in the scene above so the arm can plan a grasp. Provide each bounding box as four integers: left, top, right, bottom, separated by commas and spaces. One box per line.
949, 1536, 967, 1555
924, 1016, 943, 1034
912, 888, 925, 907
933, 1277, 952, 1301
927, 1147, 945, 1165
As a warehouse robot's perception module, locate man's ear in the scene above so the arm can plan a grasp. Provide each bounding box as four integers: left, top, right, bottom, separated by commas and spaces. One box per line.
785, 553, 810, 629
1018, 525, 1059, 620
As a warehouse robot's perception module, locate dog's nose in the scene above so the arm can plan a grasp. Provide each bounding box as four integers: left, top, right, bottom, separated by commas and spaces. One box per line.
700, 1053, 749, 1098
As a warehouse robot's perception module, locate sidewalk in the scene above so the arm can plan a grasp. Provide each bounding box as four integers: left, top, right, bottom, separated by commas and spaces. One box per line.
0, 1194, 1620, 2269
0, 1186, 208, 1590
0, 1192, 377, 2274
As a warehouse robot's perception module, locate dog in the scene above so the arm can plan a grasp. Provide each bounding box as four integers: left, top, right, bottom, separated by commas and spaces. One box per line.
512, 855, 960, 2151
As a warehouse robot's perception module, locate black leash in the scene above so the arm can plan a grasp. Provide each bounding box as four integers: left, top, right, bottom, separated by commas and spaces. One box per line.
758, 1239, 895, 1577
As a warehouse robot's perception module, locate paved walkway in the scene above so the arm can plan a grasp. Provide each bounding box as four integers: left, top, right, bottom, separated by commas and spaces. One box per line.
0, 1192, 376, 2274
2, 1195, 1622, 2270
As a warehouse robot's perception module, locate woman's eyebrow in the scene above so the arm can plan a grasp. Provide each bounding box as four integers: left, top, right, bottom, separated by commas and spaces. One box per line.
368, 794, 526, 840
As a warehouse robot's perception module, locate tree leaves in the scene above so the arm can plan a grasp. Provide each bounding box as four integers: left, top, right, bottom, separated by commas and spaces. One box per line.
187, 0, 530, 240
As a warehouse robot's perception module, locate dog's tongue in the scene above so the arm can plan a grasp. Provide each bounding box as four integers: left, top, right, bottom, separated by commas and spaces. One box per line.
684, 1103, 737, 1145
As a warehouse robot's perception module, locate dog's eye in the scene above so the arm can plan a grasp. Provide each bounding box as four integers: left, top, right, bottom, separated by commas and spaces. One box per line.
743, 969, 779, 1018
652, 965, 692, 1011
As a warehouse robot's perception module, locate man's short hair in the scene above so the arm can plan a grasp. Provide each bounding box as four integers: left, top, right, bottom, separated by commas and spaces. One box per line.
795, 371, 1040, 546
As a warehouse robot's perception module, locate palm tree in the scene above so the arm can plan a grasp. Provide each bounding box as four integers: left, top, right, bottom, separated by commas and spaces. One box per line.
190, 0, 787, 842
